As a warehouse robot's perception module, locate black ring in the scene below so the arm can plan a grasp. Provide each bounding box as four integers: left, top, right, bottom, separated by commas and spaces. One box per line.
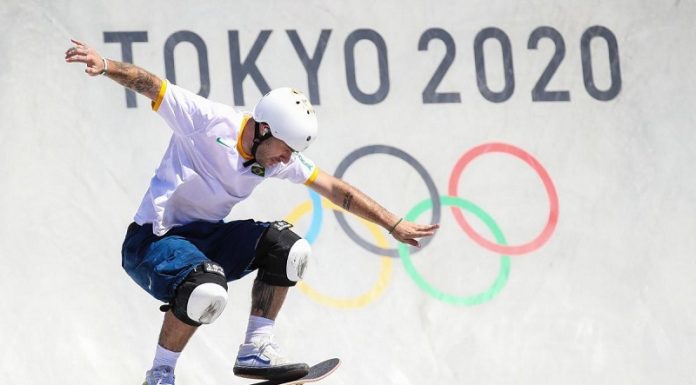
333, 145, 441, 257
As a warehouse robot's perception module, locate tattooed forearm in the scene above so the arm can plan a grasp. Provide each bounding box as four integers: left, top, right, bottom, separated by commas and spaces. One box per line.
330, 178, 394, 229
342, 191, 354, 211
129, 71, 156, 94
105, 61, 161, 100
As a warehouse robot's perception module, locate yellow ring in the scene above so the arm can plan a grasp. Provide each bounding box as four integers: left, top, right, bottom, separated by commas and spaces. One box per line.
284, 198, 393, 308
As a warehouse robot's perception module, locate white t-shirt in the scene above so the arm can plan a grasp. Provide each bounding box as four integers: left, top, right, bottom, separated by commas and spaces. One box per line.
134, 80, 319, 235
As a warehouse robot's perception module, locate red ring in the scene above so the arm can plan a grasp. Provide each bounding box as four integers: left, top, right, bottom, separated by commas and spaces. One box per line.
448, 143, 559, 255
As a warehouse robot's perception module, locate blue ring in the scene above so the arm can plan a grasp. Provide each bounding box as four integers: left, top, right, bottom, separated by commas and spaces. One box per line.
304, 188, 323, 244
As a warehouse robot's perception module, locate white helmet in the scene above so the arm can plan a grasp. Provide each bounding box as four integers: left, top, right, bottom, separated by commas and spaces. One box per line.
252, 88, 318, 152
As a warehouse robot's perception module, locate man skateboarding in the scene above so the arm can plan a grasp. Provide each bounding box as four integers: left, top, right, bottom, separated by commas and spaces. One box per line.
65, 39, 438, 385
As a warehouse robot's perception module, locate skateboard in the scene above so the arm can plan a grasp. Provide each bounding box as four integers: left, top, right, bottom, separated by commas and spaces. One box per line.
249, 358, 341, 385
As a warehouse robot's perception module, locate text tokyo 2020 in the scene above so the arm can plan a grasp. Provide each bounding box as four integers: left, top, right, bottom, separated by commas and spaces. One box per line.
103, 26, 621, 108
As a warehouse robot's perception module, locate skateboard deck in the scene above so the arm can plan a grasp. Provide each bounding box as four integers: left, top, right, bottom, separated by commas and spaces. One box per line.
249, 358, 341, 385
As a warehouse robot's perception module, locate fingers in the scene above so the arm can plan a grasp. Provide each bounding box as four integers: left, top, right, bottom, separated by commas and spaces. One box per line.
405, 221, 439, 230
405, 222, 439, 237
66, 39, 86, 55
418, 223, 440, 231
65, 52, 89, 62
65, 40, 101, 77
401, 238, 421, 248
65, 46, 87, 61
65, 44, 88, 56
391, 221, 438, 248
65, 39, 94, 62
85, 67, 101, 76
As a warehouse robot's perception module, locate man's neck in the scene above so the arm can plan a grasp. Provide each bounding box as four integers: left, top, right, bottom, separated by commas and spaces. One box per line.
241, 117, 256, 155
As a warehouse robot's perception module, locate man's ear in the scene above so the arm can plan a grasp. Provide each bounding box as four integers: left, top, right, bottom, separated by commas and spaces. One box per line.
261, 123, 271, 135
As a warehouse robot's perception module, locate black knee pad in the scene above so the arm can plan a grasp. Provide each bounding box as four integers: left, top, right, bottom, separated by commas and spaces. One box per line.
164, 262, 229, 326
254, 221, 311, 287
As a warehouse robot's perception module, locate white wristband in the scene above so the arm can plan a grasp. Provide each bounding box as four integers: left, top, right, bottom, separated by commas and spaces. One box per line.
100, 57, 109, 75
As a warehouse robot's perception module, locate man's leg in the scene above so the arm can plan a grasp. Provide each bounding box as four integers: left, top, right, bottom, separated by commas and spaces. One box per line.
144, 262, 228, 385
123, 222, 230, 385
232, 222, 311, 381
232, 279, 307, 381
251, 279, 289, 319
145, 311, 197, 382
153, 260, 229, 354
159, 310, 198, 352
243, 280, 288, 347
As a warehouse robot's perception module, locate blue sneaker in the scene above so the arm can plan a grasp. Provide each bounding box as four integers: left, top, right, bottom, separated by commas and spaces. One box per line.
233, 336, 308, 381
143, 365, 175, 385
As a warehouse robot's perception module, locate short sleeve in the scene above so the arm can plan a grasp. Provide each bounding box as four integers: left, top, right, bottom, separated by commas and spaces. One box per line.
273, 152, 319, 185
151, 80, 224, 137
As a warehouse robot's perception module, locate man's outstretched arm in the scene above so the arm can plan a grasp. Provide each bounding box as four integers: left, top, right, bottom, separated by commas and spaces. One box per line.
64, 38, 161, 101
309, 169, 439, 247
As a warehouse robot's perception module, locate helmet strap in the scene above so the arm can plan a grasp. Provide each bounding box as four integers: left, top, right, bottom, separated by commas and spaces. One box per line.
243, 121, 273, 168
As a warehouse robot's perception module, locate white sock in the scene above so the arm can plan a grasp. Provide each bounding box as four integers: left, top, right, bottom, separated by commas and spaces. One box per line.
152, 344, 181, 369
244, 315, 274, 343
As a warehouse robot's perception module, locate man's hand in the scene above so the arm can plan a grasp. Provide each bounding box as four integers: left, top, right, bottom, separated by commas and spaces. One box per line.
389, 220, 439, 248
64, 39, 106, 76
310, 170, 440, 247
64, 38, 162, 100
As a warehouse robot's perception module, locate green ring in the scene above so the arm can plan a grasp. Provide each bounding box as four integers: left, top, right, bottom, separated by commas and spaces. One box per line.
398, 196, 511, 306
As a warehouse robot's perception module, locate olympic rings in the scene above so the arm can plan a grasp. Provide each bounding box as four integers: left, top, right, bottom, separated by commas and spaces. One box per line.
333, 145, 441, 258
282, 142, 558, 307
398, 196, 510, 305
448, 143, 559, 255
284, 196, 393, 308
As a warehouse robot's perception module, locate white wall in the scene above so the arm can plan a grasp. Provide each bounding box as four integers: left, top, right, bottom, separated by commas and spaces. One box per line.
1, 1, 695, 384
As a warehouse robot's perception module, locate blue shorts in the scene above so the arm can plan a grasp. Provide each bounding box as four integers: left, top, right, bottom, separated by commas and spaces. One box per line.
121, 220, 269, 302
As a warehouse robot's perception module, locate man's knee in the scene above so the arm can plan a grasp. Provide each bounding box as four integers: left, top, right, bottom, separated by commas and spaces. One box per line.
169, 261, 229, 326
254, 221, 311, 287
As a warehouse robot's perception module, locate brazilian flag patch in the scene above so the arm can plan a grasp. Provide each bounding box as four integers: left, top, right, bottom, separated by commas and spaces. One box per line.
251, 164, 265, 177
